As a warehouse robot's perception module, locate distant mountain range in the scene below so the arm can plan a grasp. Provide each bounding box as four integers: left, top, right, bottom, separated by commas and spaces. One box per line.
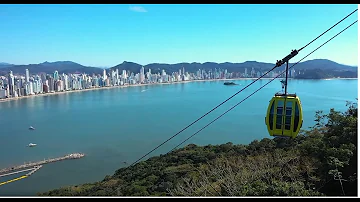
0, 61, 104, 75
0, 59, 357, 79
0, 62, 14, 68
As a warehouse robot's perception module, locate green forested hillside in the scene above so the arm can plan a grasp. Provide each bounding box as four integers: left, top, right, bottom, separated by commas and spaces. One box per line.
38, 101, 357, 196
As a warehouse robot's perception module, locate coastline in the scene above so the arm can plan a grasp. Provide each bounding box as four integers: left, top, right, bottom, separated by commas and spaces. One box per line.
0, 78, 262, 103
0, 77, 356, 103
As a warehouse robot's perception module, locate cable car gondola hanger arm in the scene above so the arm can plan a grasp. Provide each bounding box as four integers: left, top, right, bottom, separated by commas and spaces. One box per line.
275, 49, 298, 68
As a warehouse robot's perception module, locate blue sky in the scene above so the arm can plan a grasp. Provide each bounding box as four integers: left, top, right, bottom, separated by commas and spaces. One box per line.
0, 4, 358, 67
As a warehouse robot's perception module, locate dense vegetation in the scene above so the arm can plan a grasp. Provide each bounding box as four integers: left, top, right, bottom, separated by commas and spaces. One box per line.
38, 101, 357, 196
295, 69, 357, 79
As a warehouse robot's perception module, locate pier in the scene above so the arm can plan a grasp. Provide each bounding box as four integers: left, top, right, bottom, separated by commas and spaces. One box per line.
0, 165, 43, 187
25, 165, 42, 177
0, 175, 28, 186
0, 167, 34, 178
0, 153, 85, 175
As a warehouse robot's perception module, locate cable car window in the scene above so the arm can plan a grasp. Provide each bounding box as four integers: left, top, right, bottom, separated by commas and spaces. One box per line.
285, 101, 292, 130
276, 100, 284, 129
293, 102, 300, 132
269, 101, 275, 130
286, 101, 292, 115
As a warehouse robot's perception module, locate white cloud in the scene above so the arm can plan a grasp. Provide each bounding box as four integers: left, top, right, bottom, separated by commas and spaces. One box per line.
129, 6, 147, 13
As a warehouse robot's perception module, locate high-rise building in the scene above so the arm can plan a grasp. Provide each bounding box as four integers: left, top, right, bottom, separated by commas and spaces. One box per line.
53, 71, 59, 81
140, 66, 145, 83
116, 69, 119, 84
29, 82, 34, 95
41, 73, 47, 83
64, 74, 69, 90
122, 70, 127, 79
8, 71, 15, 96
103, 69, 107, 80
48, 77, 55, 92
25, 69, 30, 83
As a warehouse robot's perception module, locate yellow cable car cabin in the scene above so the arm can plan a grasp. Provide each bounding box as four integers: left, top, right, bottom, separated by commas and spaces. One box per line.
265, 93, 303, 138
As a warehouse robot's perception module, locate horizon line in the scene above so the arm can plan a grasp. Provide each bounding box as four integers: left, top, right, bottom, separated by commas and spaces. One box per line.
0, 58, 358, 68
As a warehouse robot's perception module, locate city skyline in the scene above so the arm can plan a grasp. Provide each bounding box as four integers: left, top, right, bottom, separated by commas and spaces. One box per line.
0, 65, 297, 99
0, 4, 358, 67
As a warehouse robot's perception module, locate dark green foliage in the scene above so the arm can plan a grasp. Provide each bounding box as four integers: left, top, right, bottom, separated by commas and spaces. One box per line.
37, 101, 357, 196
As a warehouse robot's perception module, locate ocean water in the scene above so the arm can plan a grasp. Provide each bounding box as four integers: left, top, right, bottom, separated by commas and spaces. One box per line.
0, 78, 357, 196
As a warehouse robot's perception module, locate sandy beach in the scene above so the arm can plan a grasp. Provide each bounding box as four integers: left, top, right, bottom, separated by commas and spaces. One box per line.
0, 77, 355, 103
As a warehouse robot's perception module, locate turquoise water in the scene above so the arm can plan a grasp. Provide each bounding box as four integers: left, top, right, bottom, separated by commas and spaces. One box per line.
0, 78, 357, 196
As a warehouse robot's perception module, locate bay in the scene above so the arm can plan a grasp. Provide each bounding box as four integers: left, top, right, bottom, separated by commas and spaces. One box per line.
0, 78, 357, 196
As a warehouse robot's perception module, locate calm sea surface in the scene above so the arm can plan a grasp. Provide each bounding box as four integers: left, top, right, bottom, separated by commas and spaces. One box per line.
0, 78, 357, 196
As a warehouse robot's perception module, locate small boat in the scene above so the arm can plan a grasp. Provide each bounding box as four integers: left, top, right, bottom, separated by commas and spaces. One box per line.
224, 82, 237, 86
29, 126, 35, 130
28, 143, 37, 147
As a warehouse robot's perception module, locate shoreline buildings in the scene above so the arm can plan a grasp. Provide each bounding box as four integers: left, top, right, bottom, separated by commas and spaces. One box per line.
0, 67, 296, 99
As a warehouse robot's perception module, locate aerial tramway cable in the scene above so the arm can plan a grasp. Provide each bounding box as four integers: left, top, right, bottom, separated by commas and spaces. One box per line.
298, 8, 358, 52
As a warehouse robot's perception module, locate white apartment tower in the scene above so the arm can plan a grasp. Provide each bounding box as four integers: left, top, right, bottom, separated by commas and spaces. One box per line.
25, 69, 30, 83
103, 69, 107, 80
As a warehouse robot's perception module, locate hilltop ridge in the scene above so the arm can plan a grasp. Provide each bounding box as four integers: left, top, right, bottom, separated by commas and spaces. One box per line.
0, 59, 357, 79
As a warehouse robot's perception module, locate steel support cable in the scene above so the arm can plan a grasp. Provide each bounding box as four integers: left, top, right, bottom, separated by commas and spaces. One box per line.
168, 20, 358, 153
298, 8, 357, 52
128, 11, 357, 167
